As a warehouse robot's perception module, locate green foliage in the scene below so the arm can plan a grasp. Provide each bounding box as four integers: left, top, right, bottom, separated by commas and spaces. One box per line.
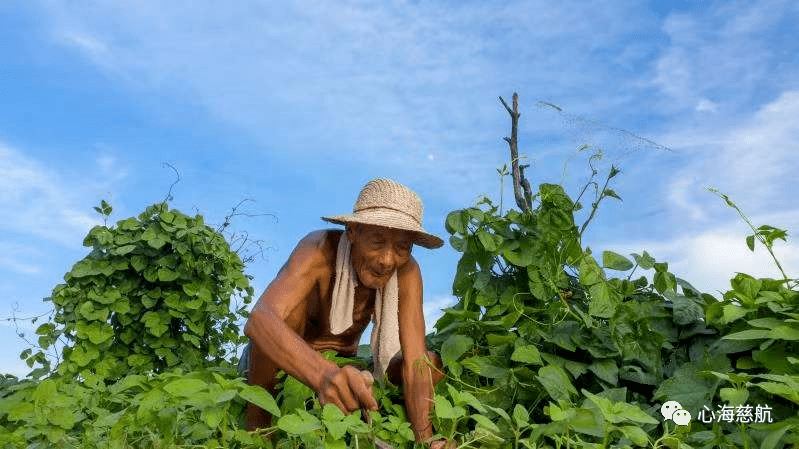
3, 175, 799, 448
427, 180, 799, 448
25, 201, 254, 383
0, 364, 261, 448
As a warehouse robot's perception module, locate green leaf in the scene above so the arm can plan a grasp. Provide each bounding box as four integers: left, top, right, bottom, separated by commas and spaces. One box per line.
163, 378, 208, 397
672, 296, 704, 326
768, 325, 799, 340
719, 387, 748, 406
760, 424, 792, 449
100, 199, 112, 215
654, 355, 729, 416
462, 356, 509, 379
70, 344, 99, 367
579, 252, 605, 285
202, 407, 224, 428
434, 395, 459, 420
730, 273, 761, 301
127, 354, 151, 368
631, 251, 656, 270
112, 244, 136, 256
157, 267, 180, 282
603, 188, 622, 201
441, 335, 473, 367
78, 301, 109, 322
142, 311, 169, 337
602, 251, 633, 271
471, 414, 500, 433
459, 391, 487, 414
745, 234, 755, 251
619, 425, 649, 446
747, 317, 784, 329
148, 237, 167, 249
48, 406, 77, 429
513, 404, 530, 427
613, 402, 659, 425
654, 271, 677, 294
588, 359, 618, 385
721, 303, 749, 325
722, 329, 770, 340
477, 229, 498, 252
511, 344, 543, 365
239, 385, 281, 417
277, 412, 321, 435
321, 404, 349, 440
755, 381, 799, 404
85, 323, 114, 344
131, 255, 147, 272
537, 365, 577, 401
445, 211, 466, 235
588, 282, 621, 318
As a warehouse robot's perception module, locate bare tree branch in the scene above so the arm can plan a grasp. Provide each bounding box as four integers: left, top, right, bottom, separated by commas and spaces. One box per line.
499, 93, 533, 212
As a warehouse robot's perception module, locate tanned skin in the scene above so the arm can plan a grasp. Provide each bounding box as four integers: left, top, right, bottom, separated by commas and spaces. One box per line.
243, 223, 445, 445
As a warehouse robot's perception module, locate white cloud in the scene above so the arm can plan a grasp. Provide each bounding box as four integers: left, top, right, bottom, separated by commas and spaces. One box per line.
0, 144, 98, 248
34, 0, 666, 204
62, 31, 108, 56
0, 244, 42, 275
660, 89, 799, 229
651, 1, 798, 115
695, 99, 718, 113
423, 294, 457, 333
602, 209, 799, 295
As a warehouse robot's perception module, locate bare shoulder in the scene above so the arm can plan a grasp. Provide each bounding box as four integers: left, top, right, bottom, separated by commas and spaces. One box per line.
275, 230, 337, 278
397, 254, 422, 281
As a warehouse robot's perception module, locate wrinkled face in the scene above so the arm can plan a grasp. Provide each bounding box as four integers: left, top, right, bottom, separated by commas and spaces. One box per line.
347, 223, 413, 289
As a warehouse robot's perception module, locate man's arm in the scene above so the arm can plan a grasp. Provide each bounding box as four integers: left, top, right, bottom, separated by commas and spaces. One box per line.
397, 256, 435, 442
244, 233, 377, 414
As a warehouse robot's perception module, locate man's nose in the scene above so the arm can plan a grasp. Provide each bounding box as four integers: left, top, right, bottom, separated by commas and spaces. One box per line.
377, 249, 395, 270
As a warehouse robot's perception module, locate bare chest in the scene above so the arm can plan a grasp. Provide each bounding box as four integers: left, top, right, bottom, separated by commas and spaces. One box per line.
304, 270, 376, 347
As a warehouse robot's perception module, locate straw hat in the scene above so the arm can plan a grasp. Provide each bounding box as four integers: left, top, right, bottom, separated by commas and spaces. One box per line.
321, 178, 444, 249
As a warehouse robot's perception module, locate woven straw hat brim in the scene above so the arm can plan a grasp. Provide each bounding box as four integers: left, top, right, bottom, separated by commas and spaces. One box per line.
321, 209, 443, 249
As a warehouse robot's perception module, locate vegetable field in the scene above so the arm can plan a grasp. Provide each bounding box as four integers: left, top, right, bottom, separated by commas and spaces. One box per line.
2, 110, 797, 448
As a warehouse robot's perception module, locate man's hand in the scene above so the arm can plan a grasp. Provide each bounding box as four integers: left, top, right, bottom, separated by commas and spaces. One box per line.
429, 439, 456, 449
317, 365, 378, 414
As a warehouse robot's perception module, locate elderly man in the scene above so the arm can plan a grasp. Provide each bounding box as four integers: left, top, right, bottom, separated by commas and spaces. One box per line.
243, 178, 445, 444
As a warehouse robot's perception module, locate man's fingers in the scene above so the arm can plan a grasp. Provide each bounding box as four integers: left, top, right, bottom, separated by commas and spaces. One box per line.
360, 369, 374, 386
320, 366, 378, 414
347, 368, 378, 411
334, 381, 360, 412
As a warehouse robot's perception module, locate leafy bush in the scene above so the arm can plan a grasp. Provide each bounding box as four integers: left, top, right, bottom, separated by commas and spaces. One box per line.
24, 201, 253, 384
420, 179, 798, 448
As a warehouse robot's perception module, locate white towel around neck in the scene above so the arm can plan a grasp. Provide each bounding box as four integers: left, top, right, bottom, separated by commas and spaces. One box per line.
329, 232, 400, 378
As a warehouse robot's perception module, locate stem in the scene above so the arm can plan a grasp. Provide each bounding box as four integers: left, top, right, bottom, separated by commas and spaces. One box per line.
626, 263, 639, 281
708, 188, 790, 282
499, 171, 505, 216
579, 172, 614, 238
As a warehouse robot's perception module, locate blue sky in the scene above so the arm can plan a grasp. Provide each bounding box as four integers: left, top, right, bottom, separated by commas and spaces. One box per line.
2, 0, 798, 377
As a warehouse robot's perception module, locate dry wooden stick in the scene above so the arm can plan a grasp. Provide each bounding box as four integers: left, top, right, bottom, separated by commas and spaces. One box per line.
500, 93, 532, 212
